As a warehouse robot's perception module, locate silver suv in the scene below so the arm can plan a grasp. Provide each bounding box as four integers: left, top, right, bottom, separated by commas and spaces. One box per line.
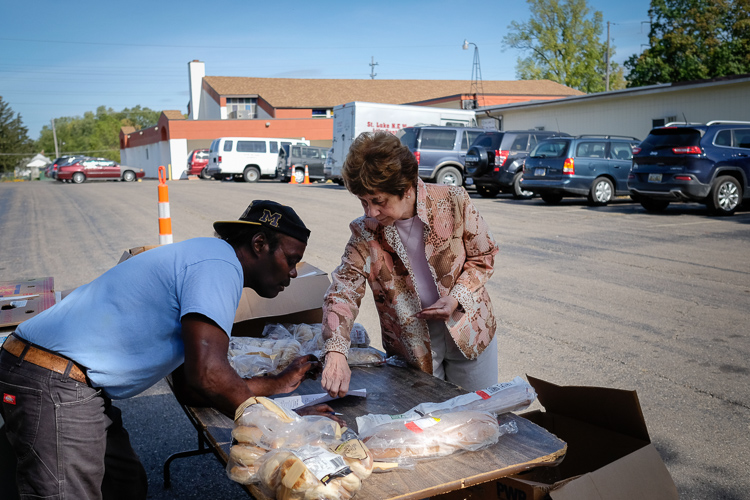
397, 126, 485, 186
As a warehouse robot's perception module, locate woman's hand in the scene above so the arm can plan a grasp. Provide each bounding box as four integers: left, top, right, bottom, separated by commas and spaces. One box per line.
321, 352, 351, 398
295, 404, 346, 426
414, 296, 459, 321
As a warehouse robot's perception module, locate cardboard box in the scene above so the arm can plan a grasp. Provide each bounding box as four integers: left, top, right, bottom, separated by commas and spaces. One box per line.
231, 262, 330, 337
0, 277, 59, 340
488, 375, 679, 500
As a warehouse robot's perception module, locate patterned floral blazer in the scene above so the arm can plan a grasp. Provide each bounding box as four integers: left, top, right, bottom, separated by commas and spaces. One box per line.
322, 179, 499, 374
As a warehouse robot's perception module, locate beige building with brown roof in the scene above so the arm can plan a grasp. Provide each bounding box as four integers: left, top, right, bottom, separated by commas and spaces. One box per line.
120, 60, 583, 180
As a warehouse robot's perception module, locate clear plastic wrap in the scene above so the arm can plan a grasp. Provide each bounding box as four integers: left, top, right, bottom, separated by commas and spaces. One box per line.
227, 397, 374, 499
347, 347, 386, 367
228, 336, 301, 378
360, 410, 502, 461
356, 376, 536, 436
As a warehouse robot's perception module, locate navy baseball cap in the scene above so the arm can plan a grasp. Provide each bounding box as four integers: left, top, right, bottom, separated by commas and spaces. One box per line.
213, 200, 310, 244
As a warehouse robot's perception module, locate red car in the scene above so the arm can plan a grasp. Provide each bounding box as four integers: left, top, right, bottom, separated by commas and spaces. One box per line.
187, 149, 210, 179
57, 158, 145, 183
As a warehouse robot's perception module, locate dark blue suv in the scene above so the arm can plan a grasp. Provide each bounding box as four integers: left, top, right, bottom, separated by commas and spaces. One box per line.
521, 135, 640, 205
628, 121, 750, 215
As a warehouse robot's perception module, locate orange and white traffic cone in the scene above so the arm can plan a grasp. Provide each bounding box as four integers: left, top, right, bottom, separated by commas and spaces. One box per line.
303, 164, 311, 184
289, 166, 297, 184
157, 166, 173, 244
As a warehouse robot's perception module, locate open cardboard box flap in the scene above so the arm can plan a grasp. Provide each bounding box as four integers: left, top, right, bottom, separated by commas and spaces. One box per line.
232, 262, 330, 337
492, 376, 678, 500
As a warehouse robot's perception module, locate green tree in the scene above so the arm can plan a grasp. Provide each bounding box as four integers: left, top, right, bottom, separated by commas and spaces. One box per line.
504, 0, 625, 93
0, 97, 35, 174
36, 106, 161, 163
626, 0, 750, 86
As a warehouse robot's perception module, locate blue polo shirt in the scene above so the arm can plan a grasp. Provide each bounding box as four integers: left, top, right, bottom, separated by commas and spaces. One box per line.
15, 238, 243, 399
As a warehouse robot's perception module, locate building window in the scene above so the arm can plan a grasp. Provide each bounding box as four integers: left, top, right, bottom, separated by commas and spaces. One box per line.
652, 118, 666, 128
312, 109, 331, 118
227, 98, 257, 119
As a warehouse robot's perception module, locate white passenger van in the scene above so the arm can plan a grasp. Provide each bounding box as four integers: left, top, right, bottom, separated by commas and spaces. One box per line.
206, 137, 310, 182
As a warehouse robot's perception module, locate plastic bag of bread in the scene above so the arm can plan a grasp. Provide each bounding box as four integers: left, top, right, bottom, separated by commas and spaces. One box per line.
253, 443, 370, 500
360, 410, 501, 461
347, 347, 386, 366
356, 376, 536, 436
228, 337, 302, 378
349, 323, 370, 348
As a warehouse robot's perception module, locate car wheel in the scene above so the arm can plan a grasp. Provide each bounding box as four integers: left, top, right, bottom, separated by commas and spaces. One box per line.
122, 171, 136, 182
294, 169, 305, 184
336, 179, 345, 186
476, 185, 499, 198
72, 172, 85, 184
436, 166, 462, 186
243, 167, 260, 183
541, 193, 563, 204
707, 175, 741, 216
512, 171, 534, 199
640, 199, 670, 212
588, 177, 613, 206
200, 168, 211, 180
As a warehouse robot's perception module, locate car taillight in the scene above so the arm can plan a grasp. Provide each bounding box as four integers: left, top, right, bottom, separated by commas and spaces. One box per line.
218, 156, 222, 163
674, 175, 693, 181
563, 157, 575, 175
672, 146, 701, 154
493, 150, 509, 166
632, 147, 641, 154
414, 152, 420, 165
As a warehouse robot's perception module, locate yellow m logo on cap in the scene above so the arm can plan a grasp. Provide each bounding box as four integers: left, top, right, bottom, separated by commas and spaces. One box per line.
259, 209, 282, 227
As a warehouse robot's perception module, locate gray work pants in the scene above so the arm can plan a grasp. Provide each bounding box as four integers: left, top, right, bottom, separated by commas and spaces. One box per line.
0, 348, 147, 500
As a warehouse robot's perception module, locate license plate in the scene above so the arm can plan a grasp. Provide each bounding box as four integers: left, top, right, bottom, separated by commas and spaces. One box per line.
534, 168, 546, 176
648, 173, 662, 183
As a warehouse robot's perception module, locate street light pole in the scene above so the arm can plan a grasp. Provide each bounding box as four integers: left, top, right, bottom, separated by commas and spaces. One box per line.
462, 39, 484, 109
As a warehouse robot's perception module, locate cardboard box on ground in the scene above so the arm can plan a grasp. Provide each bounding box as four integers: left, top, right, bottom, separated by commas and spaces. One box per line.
435, 375, 678, 500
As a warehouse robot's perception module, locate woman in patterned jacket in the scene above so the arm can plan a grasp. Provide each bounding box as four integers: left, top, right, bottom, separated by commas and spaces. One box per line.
320, 131, 500, 396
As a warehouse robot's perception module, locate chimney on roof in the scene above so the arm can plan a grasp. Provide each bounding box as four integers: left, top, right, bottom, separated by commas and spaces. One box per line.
188, 60, 205, 120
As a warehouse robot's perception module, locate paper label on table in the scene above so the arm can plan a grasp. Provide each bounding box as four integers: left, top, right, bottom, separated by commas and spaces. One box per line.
293, 445, 351, 484
272, 389, 367, 410
404, 417, 440, 433
333, 439, 369, 460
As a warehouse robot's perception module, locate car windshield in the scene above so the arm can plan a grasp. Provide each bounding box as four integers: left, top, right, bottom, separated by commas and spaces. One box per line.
472, 133, 503, 149
196, 151, 208, 159
641, 128, 702, 150
530, 140, 569, 158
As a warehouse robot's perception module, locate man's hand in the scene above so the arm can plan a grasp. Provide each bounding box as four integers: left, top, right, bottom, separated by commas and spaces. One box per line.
295, 404, 346, 426
321, 351, 351, 398
272, 355, 321, 395
414, 296, 459, 321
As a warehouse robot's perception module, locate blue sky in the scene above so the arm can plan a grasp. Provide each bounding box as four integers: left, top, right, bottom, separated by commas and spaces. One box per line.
1, 0, 652, 140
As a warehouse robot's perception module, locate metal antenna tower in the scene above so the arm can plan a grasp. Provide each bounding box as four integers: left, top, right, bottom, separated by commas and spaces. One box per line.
462, 40, 484, 109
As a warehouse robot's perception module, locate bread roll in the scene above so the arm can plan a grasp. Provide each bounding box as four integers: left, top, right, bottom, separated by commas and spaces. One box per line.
361, 410, 500, 460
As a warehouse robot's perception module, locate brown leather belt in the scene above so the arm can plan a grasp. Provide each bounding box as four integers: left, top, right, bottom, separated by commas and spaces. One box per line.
2, 335, 87, 384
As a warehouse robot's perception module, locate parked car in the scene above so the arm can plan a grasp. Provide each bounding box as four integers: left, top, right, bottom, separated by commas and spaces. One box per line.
206, 137, 309, 182
56, 158, 145, 183
397, 126, 485, 186
187, 149, 210, 179
521, 135, 641, 205
465, 130, 571, 198
47, 155, 85, 180
628, 121, 750, 215
276, 145, 328, 183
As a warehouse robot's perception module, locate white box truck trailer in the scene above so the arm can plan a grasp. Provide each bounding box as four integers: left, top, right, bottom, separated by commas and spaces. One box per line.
324, 102, 477, 184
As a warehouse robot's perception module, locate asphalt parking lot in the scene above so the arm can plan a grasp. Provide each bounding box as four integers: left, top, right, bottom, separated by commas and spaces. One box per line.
1, 178, 748, 499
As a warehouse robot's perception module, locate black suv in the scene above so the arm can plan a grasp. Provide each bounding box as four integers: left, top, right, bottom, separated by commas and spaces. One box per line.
398, 126, 484, 186
629, 121, 750, 215
522, 135, 640, 205
465, 130, 571, 198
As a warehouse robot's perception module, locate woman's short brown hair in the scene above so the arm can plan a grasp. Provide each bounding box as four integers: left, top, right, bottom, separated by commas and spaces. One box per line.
342, 131, 418, 197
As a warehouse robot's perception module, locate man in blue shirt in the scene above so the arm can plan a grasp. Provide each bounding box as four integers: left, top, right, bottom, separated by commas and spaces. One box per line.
0, 200, 334, 500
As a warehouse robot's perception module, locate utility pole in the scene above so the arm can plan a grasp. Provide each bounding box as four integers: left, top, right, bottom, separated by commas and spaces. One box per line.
369, 56, 378, 80
51, 119, 59, 158
605, 21, 611, 92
